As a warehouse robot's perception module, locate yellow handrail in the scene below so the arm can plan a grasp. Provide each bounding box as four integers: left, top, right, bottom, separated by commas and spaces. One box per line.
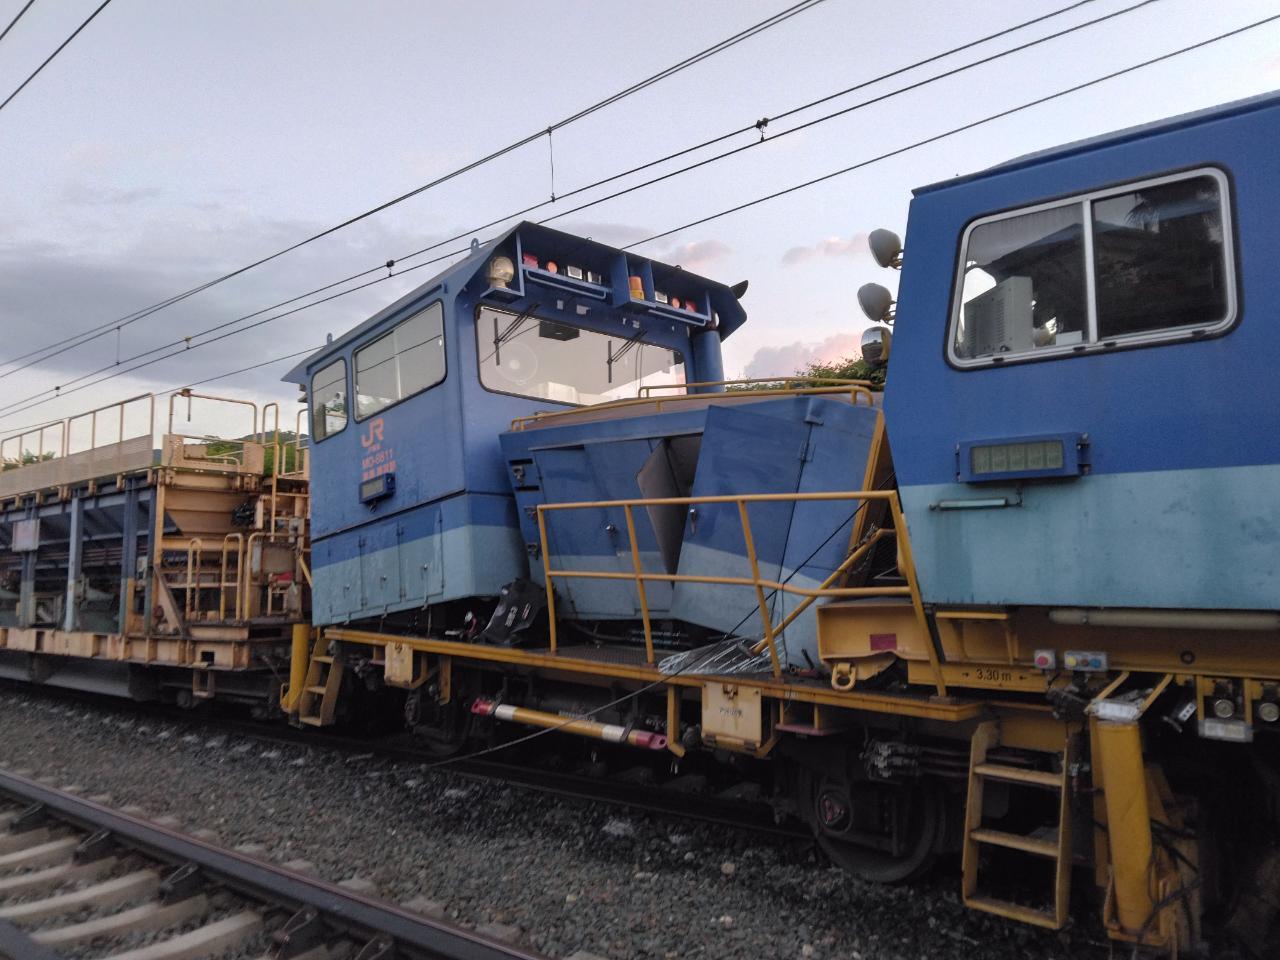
535, 490, 946, 694
168, 389, 259, 439
184, 538, 205, 621
639, 376, 873, 396
219, 534, 244, 621
1, 393, 153, 472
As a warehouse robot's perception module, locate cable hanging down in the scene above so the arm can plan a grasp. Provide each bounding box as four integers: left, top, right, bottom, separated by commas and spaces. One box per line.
0, 0, 1145, 418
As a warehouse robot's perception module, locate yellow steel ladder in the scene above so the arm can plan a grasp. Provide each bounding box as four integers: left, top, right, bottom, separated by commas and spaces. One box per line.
962, 719, 1076, 929
296, 634, 344, 727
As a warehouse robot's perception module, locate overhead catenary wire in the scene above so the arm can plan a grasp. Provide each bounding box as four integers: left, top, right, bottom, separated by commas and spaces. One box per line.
5, 8, 1274, 427
1, 6, 1266, 426
0, 0, 1162, 420
0, 0, 36, 46
622, 13, 1280, 250
0, 0, 1093, 385
0, 0, 111, 114
0, 0, 831, 376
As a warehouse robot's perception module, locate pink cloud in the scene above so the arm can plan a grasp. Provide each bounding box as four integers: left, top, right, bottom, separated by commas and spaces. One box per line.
781, 233, 868, 267
655, 238, 732, 274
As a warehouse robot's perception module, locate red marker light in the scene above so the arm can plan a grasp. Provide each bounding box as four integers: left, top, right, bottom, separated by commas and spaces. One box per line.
546, 260, 559, 274
522, 253, 539, 268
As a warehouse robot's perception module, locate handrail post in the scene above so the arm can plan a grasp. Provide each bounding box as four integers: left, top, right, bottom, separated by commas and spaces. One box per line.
889, 495, 947, 697
735, 500, 783, 678
535, 506, 557, 654
622, 504, 655, 665
185, 538, 204, 622
220, 533, 243, 621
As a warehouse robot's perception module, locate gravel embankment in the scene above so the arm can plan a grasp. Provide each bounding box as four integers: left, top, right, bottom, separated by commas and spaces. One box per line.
0, 689, 1104, 959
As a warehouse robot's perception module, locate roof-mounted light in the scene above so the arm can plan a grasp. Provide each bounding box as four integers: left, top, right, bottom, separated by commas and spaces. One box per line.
857, 282, 895, 325
868, 228, 903, 269
487, 255, 516, 288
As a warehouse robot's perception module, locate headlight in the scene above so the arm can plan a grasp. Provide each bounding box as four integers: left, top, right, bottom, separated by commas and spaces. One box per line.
487, 255, 516, 288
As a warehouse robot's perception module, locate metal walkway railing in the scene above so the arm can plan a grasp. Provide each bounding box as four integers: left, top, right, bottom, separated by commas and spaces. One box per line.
535, 489, 945, 691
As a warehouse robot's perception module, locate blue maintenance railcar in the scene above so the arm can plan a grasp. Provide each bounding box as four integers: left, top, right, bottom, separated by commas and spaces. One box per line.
883, 93, 1276, 615
6, 88, 1278, 958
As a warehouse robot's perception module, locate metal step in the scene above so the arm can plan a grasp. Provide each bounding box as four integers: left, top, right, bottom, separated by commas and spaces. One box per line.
974, 762, 1061, 789
964, 895, 1059, 929
970, 827, 1058, 858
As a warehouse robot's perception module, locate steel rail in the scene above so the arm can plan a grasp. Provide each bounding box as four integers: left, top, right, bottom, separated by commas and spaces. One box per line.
0, 769, 545, 960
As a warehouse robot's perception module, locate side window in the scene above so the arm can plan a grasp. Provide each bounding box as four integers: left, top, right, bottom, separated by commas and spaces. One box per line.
355, 301, 445, 419
311, 358, 347, 441
1092, 175, 1229, 337
955, 204, 1086, 359
950, 169, 1234, 365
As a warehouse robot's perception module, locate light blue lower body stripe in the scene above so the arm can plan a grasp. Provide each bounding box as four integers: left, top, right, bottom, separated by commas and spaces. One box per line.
899, 463, 1280, 609
312, 523, 525, 625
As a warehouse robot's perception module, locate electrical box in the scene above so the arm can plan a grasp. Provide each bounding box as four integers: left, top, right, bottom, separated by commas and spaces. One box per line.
11, 519, 39, 552
701, 682, 765, 752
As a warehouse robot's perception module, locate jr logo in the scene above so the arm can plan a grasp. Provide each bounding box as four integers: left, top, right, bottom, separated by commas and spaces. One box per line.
360, 418, 385, 449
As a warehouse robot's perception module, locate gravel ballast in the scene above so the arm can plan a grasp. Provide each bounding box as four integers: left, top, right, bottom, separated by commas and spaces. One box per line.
0, 689, 1105, 959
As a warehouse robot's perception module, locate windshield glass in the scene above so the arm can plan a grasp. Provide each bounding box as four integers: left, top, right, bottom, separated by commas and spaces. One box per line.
476, 306, 685, 404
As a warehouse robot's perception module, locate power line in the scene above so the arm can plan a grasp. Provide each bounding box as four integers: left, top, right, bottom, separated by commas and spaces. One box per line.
174, 345, 321, 392
3, 7, 1269, 424
0, 0, 1156, 416
0, 345, 321, 442
623, 13, 1280, 251
0, 0, 111, 114
3, 0, 1094, 387
0, 0, 830, 375
0, 0, 36, 46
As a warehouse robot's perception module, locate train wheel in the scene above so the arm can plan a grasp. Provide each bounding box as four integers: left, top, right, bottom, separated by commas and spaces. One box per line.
798, 770, 942, 884
405, 690, 471, 757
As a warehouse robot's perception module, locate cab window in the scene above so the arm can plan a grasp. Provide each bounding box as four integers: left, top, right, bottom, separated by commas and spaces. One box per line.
951, 168, 1234, 365
476, 306, 684, 405
311, 358, 348, 440
355, 301, 445, 419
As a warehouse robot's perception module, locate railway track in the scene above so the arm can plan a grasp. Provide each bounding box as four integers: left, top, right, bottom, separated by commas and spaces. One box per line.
0, 769, 545, 960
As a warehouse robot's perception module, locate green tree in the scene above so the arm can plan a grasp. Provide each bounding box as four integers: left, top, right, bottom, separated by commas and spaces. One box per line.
798, 353, 885, 388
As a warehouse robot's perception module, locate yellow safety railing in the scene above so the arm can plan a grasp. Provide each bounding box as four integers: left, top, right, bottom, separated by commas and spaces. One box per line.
219, 533, 245, 621
638, 376, 874, 396
511, 382, 876, 431
0, 394, 154, 473
245, 531, 297, 618
535, 490, 945, 693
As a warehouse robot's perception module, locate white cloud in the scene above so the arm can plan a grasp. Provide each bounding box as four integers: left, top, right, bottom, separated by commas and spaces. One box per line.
742, 332, 862, 379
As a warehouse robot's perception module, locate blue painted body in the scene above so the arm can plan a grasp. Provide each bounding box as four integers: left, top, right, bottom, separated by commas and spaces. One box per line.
884, 91, 1280, 610
286, 223, 746, 626
500, 395, 879, 664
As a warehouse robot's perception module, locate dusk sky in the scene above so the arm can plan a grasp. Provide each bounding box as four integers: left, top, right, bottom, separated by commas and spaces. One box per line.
2, 0, 1278, 441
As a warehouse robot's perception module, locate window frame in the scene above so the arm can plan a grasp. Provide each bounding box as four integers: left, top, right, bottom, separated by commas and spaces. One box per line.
472, 304, 687, 406
946, 166, 1237, 369
310, 357, 349, 443
353, 300, 447, 422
